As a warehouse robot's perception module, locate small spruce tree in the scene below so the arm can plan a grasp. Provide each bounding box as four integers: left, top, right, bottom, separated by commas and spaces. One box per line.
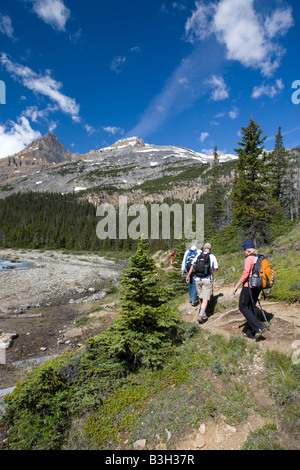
97, 239, 182, 369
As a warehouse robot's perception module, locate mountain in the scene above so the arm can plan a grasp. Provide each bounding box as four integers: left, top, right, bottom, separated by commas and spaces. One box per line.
0, 132, 74, 169
0, 132, 76, 187
0, 133, 238, 202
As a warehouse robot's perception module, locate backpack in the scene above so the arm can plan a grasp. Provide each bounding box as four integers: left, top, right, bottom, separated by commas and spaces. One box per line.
193, 252, 211, 278
248, 254, 275, 289
185, 249, 198, 271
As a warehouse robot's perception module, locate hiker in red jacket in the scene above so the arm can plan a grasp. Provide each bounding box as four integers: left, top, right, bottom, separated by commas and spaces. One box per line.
233, 240, 266, 340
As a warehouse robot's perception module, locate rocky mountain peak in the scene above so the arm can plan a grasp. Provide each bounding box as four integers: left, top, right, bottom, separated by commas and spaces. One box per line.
0, 132, 74, 172
104, 136, 145, 150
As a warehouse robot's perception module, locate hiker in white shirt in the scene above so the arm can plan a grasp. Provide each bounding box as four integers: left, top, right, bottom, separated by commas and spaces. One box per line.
186, 243, 218, 323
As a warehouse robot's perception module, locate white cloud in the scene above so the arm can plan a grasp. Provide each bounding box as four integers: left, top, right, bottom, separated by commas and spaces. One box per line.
205, 74, 229, 101
229, 106, 239, 119
22, 104, 57, 122
185, 2, 216, 42
0, 116, 41, 159
264, 7, 294, 38
85, 124, 96, 135
185, 0, 294, 77
29, 0, 71, 31
0, 13, 14, 38
172, 2, 187, 11
252, 79, 284, 99
199, 132, 209, 142
110, 56, 127, 73
0, 53, 80, 122
102, 126, 124, 136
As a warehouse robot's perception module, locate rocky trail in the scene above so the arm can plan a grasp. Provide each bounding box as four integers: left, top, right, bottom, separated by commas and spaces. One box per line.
179, 282, 300, 357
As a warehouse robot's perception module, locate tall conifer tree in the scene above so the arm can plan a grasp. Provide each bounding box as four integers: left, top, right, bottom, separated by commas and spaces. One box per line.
230, 117, 272, 243
207, 146, 225, 233
268, 126, 288, 207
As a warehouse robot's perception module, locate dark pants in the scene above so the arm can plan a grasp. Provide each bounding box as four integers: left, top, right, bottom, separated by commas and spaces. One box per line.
239, 286, 264, 334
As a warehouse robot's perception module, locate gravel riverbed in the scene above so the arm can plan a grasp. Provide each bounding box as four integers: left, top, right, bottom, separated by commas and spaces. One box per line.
0, 249, 126, 395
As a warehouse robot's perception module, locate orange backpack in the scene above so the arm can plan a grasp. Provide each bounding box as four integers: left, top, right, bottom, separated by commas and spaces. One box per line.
249, 254, 275, 289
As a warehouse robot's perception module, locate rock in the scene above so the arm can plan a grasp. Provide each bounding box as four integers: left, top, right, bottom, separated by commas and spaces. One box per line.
224, 424, 237, 434
63, 328, 82, 339
13, 308, 23, 314
0, 332, 18, 349
215, 430, 226, 444
74, 286, 85, 293
104, 302, 116, 309
92, 291, 105, 300
133, 439, 146, 450
199, 423, 206, 434
0, 307, 11, 314
195, 433, 206, 449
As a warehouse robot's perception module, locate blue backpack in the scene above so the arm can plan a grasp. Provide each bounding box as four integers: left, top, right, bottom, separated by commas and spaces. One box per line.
185, 249, 198, 271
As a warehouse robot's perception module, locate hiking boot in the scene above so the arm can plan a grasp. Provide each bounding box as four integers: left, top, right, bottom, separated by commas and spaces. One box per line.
254, 327, 266, 341
197, 315, 208, 324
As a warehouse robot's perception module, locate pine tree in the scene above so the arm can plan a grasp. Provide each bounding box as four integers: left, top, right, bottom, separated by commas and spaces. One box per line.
268, 126, 288, 207
96, 239, 182, 369
206, 146, 225, 233
230, 117, 273, 244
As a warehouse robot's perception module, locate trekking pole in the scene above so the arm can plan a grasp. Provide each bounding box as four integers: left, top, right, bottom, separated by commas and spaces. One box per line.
257, 296, 270, 331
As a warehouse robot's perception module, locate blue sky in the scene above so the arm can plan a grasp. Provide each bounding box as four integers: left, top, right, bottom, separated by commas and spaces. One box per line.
0, 0, 299, 159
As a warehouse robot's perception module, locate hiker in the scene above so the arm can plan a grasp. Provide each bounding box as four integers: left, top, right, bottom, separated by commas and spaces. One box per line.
181, 241, 200, 306
233, 240, 266, 340
170, 250, 176, 264
186, 243, 218, 323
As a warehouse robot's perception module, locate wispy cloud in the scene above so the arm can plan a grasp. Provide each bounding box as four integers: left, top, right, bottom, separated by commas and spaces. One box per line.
110, 56, 127, 74
0, 53, 80, 122
229, 106, 239, 119
185, 0, 294, 77
205, 74, 229, 101
128, 0, 294, 139
102, 126, 124, 136
0, 13, 14, 38
252, 79, 284, 99
127, 41, 224, 138
27, 0, 71, 32
199, 131, 209, 142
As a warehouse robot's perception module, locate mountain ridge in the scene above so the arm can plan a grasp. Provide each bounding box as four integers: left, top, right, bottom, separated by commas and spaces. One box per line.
0, 132, 238, 201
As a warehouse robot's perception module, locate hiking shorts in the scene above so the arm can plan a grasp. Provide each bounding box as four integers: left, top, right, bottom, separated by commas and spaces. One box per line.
194, 278, 212, 300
